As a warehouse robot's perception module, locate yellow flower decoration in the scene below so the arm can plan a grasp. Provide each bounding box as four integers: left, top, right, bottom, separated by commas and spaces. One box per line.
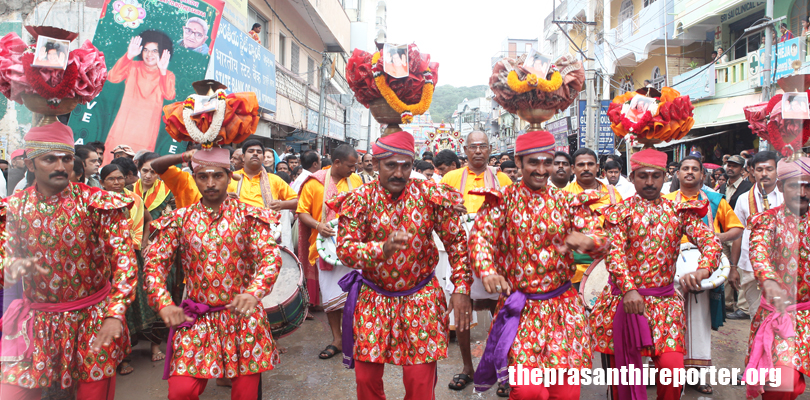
506, 70, 562, 93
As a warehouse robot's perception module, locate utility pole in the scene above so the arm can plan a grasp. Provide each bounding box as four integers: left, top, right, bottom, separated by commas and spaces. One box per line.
365, 108, 372, 152
316, 55, 331, 154
762, 0, 774, 102
585, 0, 597, 151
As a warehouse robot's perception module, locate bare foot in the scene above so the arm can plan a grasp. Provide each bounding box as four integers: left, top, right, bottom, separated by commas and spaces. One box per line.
277, 346, 288, 354
216, 377, 232, 387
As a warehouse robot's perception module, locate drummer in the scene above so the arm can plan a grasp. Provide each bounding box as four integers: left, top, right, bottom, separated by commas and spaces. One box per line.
663, 155, 743, 395
469, 130, 608, 398
143, 147, 281, 400
296, 145, 363, 361
439, 130, 512, 392
590, 148, 722, 400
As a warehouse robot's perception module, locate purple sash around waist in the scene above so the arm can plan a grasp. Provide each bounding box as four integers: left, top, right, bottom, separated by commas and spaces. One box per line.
163, 299, 227, 379
473, 281, 572, 392
338, 270, 435, 369
610, 281, 675, 400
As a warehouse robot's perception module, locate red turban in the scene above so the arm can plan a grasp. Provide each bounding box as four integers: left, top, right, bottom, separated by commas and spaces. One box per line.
630, 148, 667, 172
23, 122, 75, 159
10, 149, 24, 160
515, 131, 555, 157
191, 147, 231, 170
372, 130, 415, 159
777, 157, 810, 181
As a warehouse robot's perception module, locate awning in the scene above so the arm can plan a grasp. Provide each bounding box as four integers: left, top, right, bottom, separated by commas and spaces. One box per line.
654, 129, 732, 149
691, 93, 760, 129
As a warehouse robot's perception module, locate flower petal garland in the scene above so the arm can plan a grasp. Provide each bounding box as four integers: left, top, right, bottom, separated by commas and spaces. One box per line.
490, 54, 584, 113
607, 88, 695, 144
0, 33, 107, 105
346, 44, 439, 124
163, 91, 261, 146
182, 90, 227, 148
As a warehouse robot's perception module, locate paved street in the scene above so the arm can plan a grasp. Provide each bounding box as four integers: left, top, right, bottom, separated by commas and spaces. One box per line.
112, 309, 809, 399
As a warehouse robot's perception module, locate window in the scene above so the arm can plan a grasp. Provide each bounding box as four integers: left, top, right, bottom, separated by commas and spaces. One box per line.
550, 39, 558, 57
278, 33, 287, 67
291, 42, 300, 74
525, 43, 533, 55
643, 0, 656, 7
307, 57, 315, 86
651, 66, 665, 90
620, 79, 634, 94
247, 7, 269, 48
508, 42, 516, 59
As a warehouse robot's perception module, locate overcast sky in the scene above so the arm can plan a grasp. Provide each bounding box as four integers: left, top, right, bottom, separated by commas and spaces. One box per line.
386, 0, 546, 88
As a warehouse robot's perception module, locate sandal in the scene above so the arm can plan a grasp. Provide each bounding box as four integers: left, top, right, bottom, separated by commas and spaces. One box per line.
319, 345, 340, 360
497, 382, 510, 397
448, 373, 472, 391
118, 362, 134, 376
151, 350, 166, 362
693, 384, 712, 394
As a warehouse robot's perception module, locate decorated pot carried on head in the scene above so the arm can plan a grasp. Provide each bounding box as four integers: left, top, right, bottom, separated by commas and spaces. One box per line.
346, 42, 438, 136
0, 26, 108, 126
606, 87, 695, 148
161, 80, 309, 338
743, 73, 810, 159
490, 53, 584, 130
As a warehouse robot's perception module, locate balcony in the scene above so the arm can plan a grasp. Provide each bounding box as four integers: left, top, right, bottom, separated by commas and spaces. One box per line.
287, 0, 350, 52
603, 0, 674, 73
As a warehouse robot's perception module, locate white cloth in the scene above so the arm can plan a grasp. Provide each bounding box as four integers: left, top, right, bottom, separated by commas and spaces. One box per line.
319, 263, 353, 312
431, 174, 442, 184
613, 175, 636, 198
410, 170, 427, 180
291, 169, 313, 192
434, 233, 482, 330
13, 178, 26, 193
684, 290, 712, 368
0, 172, 6, 197
733, 188, 783, 272
279, 210, 293, 249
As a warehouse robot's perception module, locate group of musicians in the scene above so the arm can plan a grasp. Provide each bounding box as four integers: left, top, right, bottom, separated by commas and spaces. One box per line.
0, 121, 809, 400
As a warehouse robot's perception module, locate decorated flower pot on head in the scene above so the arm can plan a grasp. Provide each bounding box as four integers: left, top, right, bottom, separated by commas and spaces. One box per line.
0, 26, 108, 126
744, 74, 810, 158
607, 87, 695, 149
346, 43, 438, 137
162, 79, 260, 148
490, 53, 584, 131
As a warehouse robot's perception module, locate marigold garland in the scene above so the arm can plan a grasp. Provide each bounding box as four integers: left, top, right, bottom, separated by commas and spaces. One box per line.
506, 70, 562, 93
21, 52, 79, 106
371, 51, 434, 124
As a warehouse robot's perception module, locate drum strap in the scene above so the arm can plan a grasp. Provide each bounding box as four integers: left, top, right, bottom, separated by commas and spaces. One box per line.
748, 187, 771, 216
607, 184, 617, 205
320, 168, 354, 223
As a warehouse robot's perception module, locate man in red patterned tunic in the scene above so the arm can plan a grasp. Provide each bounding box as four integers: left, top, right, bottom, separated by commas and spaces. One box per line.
143, 148, 281, 400
329, 131, 472, 399
744, 157, 810, 400
589, 148, 722, 400
0, 122, 138, 400
468, 131, 608, 399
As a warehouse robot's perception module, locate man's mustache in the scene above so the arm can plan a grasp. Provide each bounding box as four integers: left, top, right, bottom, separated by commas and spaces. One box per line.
643, 186, 658, 191
49, 171, 68, 179
388, 177, 407, 184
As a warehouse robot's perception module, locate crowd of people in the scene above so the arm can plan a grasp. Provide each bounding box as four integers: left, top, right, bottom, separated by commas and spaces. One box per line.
0, 121, 808, 400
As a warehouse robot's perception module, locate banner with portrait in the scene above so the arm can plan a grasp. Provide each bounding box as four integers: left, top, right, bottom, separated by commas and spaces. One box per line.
69, 0, 224, 163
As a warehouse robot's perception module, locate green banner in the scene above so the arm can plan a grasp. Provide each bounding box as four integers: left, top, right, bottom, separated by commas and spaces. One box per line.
69, 0, 224, 163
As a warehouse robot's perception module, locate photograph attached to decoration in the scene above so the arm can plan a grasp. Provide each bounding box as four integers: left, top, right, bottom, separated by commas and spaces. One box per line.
383, 43, 409, 79
191, 94, 217, 115
782, 92, 810, 119
622, 94, 659, 124
523, 49, 551, 79
32, 36, 69, 69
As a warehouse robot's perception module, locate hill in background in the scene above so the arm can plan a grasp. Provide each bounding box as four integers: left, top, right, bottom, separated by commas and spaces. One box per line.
429, 84, 488, 124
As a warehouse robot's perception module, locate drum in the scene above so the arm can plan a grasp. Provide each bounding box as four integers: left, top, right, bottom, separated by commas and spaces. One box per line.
580, 259, 609, 310
262, 247, 309, 339
316, 218, 343, 267
674, 243, 730, 292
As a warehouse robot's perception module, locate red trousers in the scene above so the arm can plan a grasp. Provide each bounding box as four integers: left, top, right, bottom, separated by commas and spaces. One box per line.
606, 352, 684, 400
167, 374, 260, 400
0, 376, 116, 400
509, 369, 580, 400
355, 360, 437, 400
761, 367, 806, 400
